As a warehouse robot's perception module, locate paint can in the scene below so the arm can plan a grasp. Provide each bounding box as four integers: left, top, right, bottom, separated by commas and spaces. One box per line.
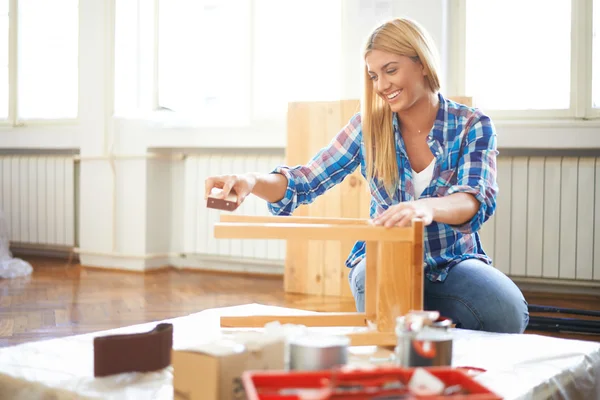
395, 311, 453, 368
289, 334, 350, 371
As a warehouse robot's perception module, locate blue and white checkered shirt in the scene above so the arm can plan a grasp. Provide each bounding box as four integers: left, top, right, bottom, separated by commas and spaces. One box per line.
267, 93, 498, 282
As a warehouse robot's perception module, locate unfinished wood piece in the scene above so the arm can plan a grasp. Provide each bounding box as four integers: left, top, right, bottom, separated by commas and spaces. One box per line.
365, 241, 378, 322
346, 331, 397, 347
213, 223, 414, 242
214, 217, 425, 347
220, 214, 370, 225
283, 97, 469, 298
376, 242, 413, 332
286, 100, 368, 298
412, 219, 424, 311
220, 313, 368, 328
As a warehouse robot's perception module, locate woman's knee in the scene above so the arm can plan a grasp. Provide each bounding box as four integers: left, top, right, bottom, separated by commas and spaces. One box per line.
426, 260, 529, 334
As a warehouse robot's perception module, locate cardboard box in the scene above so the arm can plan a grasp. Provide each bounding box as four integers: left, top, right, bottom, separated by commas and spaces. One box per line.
173, 333, 284, 400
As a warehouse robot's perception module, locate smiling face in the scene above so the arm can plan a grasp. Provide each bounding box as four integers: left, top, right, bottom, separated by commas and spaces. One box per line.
365, 49, 429, 113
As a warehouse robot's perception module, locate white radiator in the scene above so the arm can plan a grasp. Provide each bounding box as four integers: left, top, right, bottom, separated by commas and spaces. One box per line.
185, 153, 599, 283
183, 152, 286, 261
479, 156, 600, 283
0, 155, 76, 247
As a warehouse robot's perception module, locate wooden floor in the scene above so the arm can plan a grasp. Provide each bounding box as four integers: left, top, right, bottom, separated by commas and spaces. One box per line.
1, 256, 599, 347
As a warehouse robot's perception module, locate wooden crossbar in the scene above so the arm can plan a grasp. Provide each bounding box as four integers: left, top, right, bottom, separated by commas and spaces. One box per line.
221, 313, 368, 328
220, 214, 370, 225
214, 222, 414, 242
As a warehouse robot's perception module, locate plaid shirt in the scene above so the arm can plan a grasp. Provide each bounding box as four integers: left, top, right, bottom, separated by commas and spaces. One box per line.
268, 93, 498, 282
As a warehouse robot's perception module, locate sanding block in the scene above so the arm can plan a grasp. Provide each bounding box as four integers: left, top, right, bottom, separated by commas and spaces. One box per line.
206, 188, 239, 211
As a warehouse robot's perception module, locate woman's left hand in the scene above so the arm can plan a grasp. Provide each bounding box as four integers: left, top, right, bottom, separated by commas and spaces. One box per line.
372, 200, 434, 228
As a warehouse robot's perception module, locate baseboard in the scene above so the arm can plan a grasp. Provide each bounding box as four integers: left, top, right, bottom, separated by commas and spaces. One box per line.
170, 254, 284, 276
9, 243, 77, 260
513, 277, 600, 297
77, 254, 172, 272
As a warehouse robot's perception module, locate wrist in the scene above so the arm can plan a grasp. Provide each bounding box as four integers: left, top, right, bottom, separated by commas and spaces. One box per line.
243, 172, 258, 193
416, 197, 439, 220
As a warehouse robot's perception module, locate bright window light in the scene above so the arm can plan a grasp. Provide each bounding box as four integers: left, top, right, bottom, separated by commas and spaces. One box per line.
253, 0, 342, 119
465, 0, 571, 111
18, 0, 78, 119
157, 0, 251, 124
114, 0, 139, 116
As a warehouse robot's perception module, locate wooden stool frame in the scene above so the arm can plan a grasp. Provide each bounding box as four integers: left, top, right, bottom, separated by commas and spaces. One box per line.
213, 214, 424, 346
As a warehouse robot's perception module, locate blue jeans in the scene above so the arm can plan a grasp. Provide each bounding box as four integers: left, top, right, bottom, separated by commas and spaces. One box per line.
348, 258, 530, 333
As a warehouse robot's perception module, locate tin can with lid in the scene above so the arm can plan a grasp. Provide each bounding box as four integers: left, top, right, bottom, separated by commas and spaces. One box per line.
289, 333, 350, 371
395, 311, 453, 367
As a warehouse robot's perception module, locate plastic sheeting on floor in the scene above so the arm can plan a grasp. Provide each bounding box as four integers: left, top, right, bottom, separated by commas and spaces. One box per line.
0, 304, 598, 399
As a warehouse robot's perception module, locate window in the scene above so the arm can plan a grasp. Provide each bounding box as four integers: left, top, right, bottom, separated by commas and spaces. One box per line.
1, 0, 78, 123
461, 0, 598, 119
252, 0, 342, 120
114, 0, 342, 126
114, 0, 139, 115
157, 0, 251, 124
465, 0, 571, 112
594, 0, 600, 108
0, 0, 7, 119
18, 0, 78, 119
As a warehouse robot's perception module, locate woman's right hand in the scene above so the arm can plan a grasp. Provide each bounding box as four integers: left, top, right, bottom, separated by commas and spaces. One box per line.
204, 173, 257, 207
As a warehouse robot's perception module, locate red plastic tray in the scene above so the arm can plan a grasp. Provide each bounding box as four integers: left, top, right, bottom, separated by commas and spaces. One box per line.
242, 366, 502, 399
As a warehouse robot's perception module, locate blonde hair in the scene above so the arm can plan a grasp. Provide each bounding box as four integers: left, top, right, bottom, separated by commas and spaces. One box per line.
361, 18, 441, 195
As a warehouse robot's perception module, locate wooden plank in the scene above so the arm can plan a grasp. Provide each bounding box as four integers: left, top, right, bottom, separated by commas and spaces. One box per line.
304, 102, 327, 295
220, 313, 367, 328
510, 157, 528, 276
495, 157, 512, 275
365, 241, 378, 320
287, 102, 319, 294
412, 219, 424, 311
559, 157, 578, 279
543, 157, 561, 278
221, 214, 370, 224
526, 157, 544, 277
376, 242, 413, 332
346, 331, 396, 347
214, 222, 414, 242
576, 157, 595, 280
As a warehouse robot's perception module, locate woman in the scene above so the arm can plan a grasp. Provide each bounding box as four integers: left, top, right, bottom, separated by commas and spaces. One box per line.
204, 18, 529, 334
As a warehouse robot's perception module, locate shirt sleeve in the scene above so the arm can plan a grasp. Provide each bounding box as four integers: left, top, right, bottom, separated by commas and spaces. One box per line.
446, 113, 498, 234
268, 113, 363, 216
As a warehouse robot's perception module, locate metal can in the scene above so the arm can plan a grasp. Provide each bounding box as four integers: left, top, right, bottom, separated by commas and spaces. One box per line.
289, 334, 350, 371
395, 312, 453, 367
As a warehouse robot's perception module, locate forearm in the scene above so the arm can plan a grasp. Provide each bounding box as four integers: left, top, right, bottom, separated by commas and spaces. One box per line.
419, 193, 480, 226
247, 172, 289, 203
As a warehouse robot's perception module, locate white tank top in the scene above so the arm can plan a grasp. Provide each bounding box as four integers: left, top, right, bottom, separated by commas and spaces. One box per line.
412, 158, 436, 198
